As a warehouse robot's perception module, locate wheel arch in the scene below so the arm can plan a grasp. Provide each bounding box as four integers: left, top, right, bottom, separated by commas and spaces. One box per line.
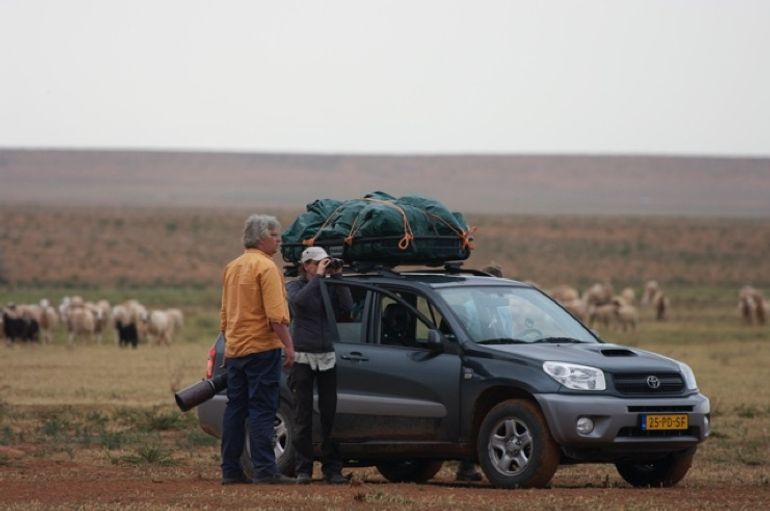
470, 386, 541, 455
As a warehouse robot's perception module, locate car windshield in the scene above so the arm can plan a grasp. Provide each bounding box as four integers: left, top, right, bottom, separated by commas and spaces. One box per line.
437, 286, 597, 344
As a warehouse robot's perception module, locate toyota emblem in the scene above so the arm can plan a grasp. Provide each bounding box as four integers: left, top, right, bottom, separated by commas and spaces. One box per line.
646, 375, 661, 389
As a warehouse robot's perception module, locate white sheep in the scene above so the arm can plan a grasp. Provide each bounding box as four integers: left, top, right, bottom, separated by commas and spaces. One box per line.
147, 309, 175, 346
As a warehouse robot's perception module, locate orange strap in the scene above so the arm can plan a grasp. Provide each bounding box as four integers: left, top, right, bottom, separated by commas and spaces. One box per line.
345, 198, 414, 251
424, 211, 477, 250
302, 204, 346, 247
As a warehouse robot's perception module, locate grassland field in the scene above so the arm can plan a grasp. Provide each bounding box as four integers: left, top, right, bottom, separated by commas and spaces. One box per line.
1, 206, 769, 508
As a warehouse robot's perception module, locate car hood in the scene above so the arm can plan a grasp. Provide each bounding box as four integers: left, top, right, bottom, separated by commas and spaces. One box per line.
481, 342, 681, 373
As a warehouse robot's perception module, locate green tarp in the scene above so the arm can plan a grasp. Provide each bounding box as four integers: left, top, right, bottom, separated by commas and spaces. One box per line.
281, 191, 473, 266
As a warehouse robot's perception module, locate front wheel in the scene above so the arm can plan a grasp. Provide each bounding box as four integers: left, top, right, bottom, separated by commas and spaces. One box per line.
615, 447, 696, 487
376, 460, 444, 483
240, 401, 296, 479
477, 399, 559, 489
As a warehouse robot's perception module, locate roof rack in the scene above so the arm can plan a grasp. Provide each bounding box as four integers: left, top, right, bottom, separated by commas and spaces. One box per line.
284, 260, 494, 278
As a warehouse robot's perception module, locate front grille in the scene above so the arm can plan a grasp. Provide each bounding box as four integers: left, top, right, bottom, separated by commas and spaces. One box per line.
617, 426, 699, 438
613, 373, 684, 394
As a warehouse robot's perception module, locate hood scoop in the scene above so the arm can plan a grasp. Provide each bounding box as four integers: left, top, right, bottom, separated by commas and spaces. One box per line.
601, 348, 637, 357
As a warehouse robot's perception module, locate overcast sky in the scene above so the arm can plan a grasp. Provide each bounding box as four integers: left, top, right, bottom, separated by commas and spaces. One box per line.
2, 1, 769, 156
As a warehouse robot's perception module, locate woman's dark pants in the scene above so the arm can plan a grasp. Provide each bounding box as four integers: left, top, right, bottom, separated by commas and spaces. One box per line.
291, 363, 342, 477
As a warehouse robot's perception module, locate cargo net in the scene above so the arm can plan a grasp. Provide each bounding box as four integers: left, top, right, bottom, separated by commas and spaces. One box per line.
281, 191, 475, 267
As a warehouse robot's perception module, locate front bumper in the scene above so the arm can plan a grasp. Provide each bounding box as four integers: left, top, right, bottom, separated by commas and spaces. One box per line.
534, 392, 710, 459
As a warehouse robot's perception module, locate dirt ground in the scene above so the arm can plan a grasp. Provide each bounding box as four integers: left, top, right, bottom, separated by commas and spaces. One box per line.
2, 449, 768, 511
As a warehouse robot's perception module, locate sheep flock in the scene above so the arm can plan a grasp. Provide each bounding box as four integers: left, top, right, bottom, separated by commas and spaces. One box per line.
1, 297, 183, 347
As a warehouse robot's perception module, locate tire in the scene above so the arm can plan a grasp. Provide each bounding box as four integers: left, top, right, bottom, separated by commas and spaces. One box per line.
477, 399, 559, 489
615, 447, 696, 488
376, 460, 444, 483
240, 401, 296, 479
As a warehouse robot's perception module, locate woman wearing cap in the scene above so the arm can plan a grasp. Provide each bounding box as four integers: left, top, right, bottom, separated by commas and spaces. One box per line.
285, 247, 353, 484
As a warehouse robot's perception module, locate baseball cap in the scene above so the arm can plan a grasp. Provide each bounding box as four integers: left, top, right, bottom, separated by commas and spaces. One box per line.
300, 246, 330, 264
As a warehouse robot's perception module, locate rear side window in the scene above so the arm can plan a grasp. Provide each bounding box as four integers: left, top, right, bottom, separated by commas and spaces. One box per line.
334, 284, 366, 344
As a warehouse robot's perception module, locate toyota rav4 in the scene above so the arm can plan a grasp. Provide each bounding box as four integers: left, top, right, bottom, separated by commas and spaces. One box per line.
196, 266, 710, 488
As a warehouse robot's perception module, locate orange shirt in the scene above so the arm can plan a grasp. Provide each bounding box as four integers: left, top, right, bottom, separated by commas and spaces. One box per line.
220, 249, 290, 358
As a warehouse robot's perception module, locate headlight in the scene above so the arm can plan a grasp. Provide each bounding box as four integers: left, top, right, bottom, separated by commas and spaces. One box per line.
677, 361, 698, 390
543, 361, 606, 391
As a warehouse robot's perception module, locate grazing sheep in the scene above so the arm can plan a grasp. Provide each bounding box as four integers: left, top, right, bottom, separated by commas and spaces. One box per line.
2, 303, 26, 343
588, 303, 616, 330
147, 309, 175, 346
652, 291, 669, 321
112, 304, 138, 348
85, 299, 111, 344
66, 303, 95, 346
613, 297, 639, 332
620, 287, 636, 305
642, 281, 660, 306
738, 286, 766, 325
550, 285, 580, 304
124, 300, 149, 339
38, 299, 59, 344
583, 282, 614, 307
166, 308, 184, 333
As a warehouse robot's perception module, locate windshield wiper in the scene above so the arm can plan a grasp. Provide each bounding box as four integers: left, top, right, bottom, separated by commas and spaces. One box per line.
531, 337, 587, 344
476, 338, 529, 345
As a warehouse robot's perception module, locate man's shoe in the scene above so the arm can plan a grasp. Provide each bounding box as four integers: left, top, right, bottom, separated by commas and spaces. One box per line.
324, 472, 349, 485
253, 473, 296, 485
296, 473, 312, 485
455, 470, 483, 482
222, 474, 250, 485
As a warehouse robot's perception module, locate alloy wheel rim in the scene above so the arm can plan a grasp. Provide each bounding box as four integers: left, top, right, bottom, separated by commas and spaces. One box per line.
488, 417, 533, 476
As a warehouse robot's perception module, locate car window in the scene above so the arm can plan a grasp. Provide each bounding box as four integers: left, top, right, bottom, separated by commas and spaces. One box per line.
437, 286, 597, 344
378, 289, 438, 348
332, 284, 367, 344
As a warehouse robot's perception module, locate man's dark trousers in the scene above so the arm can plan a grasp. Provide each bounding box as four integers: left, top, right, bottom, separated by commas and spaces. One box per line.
291, 363, 342, 477
221, 348, 281, 480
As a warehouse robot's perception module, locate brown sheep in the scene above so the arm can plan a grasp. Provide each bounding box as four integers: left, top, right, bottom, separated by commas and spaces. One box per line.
588, 303, 616, 330
652, 291, 669, 321
550, 285, 580, 304
583, 282, 614, 307
613, 297, 639, 332
38, 299, 59, 344
738, 286, 766, 325
67, 304, 95, 346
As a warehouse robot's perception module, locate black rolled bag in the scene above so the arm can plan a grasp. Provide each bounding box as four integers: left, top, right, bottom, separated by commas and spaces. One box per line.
281, 191, 474, 267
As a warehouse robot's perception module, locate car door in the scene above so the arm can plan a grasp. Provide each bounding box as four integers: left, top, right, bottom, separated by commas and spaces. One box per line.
326, 280, 462, 442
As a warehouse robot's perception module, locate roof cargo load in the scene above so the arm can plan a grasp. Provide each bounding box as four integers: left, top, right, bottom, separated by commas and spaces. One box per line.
281, 191, 474, 266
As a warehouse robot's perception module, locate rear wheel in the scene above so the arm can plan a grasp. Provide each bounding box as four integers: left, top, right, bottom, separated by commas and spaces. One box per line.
240, 402, 296, 479
376, 460, 444, 483
477, 399, 559, 489
615, 448, 696, 487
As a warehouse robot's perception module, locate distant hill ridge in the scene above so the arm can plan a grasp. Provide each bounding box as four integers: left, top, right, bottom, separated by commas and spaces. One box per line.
1, 149, 768, 216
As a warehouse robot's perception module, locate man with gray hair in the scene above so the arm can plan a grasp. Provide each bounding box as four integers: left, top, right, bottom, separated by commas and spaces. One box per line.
219, 214, 296, 485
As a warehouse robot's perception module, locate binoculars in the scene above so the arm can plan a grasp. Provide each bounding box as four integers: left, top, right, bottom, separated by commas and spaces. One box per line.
174, 373, 227, 412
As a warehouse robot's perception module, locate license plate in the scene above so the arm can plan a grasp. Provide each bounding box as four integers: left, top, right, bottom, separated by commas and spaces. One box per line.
641, 414, 689, 431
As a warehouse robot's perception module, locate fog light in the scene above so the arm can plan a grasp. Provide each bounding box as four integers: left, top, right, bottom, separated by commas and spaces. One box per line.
576, 416, 595, 435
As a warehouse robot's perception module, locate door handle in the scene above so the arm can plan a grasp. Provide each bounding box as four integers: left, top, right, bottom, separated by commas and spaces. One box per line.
340, 351, 369, 362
